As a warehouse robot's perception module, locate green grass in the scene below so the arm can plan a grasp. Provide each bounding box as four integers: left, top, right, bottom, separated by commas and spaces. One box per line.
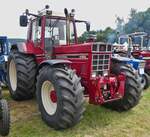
4, 88, 150, 137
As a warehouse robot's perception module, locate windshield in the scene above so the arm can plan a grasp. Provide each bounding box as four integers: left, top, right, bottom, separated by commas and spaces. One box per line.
45, 18, 77, 45
75, 21, 87, 43
130, 36, 150, 49
45, 19, 67, 46
119, 35, 150, 50
44, 18, 87, 47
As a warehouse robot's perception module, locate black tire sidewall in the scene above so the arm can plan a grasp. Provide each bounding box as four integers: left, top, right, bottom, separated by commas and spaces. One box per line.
0, 99, 10, 136
143, 73, 150, 89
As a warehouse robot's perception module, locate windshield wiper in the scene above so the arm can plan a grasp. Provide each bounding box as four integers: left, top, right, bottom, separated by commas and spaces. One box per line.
49, 19, 60, 33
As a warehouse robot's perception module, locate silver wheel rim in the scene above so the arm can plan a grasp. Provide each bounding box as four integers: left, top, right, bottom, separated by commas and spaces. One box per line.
41, 81, 57, 115
9, 59, 17, 91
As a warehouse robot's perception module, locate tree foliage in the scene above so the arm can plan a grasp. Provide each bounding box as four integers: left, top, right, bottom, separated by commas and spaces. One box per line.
78, 8, 150, 43
125, 8, 150, 34
78, 27, 117, 43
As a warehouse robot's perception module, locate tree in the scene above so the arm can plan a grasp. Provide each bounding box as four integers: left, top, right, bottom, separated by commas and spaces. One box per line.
115, 16, 125, 35
125, 8, 150, 34
78, 27, 117, 44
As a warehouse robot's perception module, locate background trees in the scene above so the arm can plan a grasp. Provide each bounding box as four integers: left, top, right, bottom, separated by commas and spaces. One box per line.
78, 7, 150, 43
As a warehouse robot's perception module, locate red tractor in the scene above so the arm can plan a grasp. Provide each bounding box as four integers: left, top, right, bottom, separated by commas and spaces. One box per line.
7, 6, 141, 129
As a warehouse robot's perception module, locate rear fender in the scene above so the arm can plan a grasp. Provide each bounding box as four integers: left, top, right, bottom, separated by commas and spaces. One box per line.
111, 55, 131, 63
112, 55, 144, 70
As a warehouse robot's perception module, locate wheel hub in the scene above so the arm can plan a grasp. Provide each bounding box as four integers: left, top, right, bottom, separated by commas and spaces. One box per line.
50, 90, 57, 103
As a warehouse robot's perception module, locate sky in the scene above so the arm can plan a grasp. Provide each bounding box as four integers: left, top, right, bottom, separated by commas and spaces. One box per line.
0, 0, 149, 38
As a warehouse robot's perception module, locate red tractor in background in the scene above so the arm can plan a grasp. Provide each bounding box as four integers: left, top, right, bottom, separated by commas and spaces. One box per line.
7, 6, 141, 129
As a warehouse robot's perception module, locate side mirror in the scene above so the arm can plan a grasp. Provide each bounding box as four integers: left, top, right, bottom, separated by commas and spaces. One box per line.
86, 22, 90, 32
20, 15, 28, 27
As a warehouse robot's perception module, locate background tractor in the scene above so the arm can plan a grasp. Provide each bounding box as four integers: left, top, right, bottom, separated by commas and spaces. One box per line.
128, 32, 150, 77
7, 6, 142, 129
113, 32, 150, 89
0, 36, 10, 86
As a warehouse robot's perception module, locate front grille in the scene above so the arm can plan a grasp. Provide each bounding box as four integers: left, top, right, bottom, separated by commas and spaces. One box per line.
92, 43, 112, 76
92, 43, 112, 52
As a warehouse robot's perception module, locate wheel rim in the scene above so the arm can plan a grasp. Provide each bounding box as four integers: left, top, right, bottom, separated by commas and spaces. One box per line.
41, 81, 57, 115
9, 59, 17, 91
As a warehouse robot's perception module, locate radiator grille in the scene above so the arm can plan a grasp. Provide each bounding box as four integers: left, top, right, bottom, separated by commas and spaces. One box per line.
92, 43, 112, 76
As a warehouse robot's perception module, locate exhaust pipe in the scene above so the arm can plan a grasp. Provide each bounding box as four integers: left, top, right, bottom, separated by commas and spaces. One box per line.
64, 8, 70, 45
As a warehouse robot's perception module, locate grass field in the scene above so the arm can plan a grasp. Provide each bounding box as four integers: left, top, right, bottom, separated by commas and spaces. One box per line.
4, 88, 150, 137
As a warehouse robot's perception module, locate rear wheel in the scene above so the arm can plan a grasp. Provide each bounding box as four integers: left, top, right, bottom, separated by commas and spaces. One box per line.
0, 99, 10, 136
36, 65, 85, 129
104, 64, 142, 111
7, 50, 37, 100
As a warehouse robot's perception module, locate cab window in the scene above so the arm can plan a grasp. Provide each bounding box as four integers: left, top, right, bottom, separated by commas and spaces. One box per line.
31, 19, 42, 44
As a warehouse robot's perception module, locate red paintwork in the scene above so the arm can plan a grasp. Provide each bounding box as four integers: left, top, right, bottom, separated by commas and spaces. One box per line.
50, 90, 57, 103
19, 15, 126, 105
132, 50, 150, 72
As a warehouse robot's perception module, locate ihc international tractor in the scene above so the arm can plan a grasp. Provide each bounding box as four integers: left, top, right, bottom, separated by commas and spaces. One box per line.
7, 6, 142, 129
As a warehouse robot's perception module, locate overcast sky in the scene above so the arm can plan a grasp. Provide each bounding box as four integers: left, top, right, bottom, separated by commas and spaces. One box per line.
0, 0, 149, 38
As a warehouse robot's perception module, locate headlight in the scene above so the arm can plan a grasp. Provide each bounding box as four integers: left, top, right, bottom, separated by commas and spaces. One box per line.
92, 72, 97, 78
103, 70, 108, 76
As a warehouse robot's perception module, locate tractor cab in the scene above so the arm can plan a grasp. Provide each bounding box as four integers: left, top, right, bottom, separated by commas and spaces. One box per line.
0, 37, 9, 56
19, 7, 90, 56
129, 32, 150, 51
115, 32, 150, 89
118, 32, 150, 56
118, 32, 150, 74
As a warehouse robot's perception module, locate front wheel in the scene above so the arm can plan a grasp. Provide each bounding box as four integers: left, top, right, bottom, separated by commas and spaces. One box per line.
36, 65, 85, 129
0, 99, 10, 136
103, 64, 142, 111
7, 51, 37, 100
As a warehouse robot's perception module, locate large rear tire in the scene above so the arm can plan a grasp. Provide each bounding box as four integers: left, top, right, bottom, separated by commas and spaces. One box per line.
104, 64, 142, 111
7, 51, 37, 100
0, 99, 10, 136
36, 65, 85, 129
